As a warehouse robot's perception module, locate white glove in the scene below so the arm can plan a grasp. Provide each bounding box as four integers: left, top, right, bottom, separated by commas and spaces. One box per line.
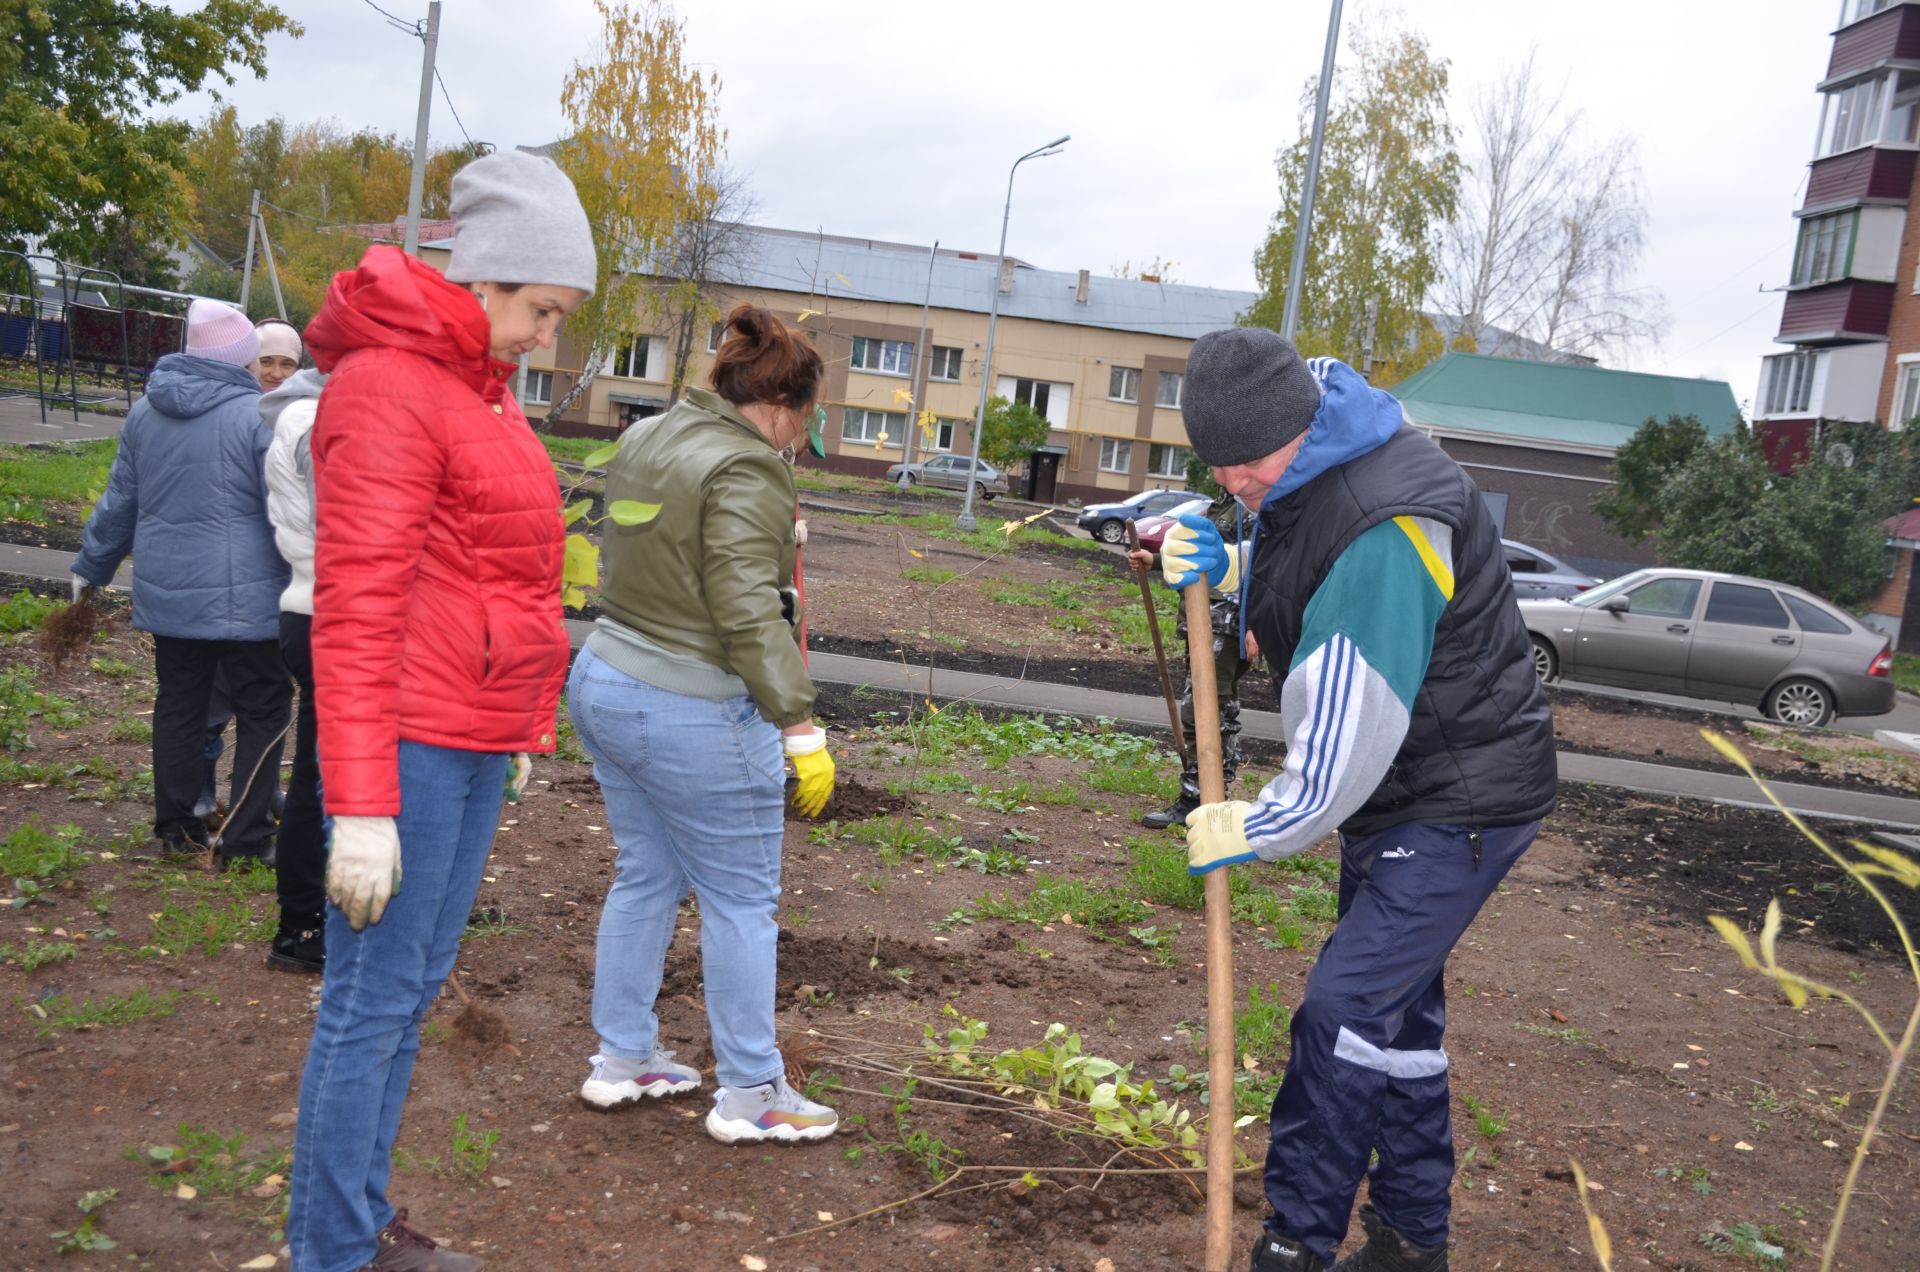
327, 815, 402, 931
506, 752, 532, 804
70, 574, 89, 603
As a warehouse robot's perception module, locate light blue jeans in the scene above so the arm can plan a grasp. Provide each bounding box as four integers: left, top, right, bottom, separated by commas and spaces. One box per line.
288, 741, 509, 1272
566, 645, 788, 1089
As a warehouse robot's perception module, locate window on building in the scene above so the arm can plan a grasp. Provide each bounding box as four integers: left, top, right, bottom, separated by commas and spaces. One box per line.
1147, 442, 1191, 479
1098, 437, 1133, 473
1895, 359, 1920, 430
850, 336, 915, 376
522, 370, 553, 405
928, 346, 962, 381
1759, 351, 1815, 416
1841, 0, 1895, 26
1155, 371, 1184, 408
1816, 73, 1907, 156
1109, 367, 1141, 403
1013, 378, 1051, 417
842, 407, 904, 447
708, 321, 724, 352
1705, 582, 1790, 630
612, 336, 651, 380
1791, 211, 1857, 288
933, 417, 958, 451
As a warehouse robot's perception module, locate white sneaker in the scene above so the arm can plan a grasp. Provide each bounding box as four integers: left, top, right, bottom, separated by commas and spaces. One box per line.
704, 1077, 839, 1144
578, 1051, 701, 1109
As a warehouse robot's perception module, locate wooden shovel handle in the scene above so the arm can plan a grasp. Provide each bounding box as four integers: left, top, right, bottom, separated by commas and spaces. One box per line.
1183, 581, 1237, 1271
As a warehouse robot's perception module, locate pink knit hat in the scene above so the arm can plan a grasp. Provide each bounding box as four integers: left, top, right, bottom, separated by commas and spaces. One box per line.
185, 298, 260, 366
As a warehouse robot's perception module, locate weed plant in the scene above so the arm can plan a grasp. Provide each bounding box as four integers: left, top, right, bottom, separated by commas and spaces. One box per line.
0, 665, 80, 751
0, 587, 58, 632
29, 987, 181, 1035
970, 874, 1150, 936
2, 939, 77, 970
0, 440, 116, 521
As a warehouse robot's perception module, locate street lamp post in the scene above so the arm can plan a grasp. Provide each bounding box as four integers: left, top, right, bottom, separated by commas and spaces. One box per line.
956, 134, 1069, 532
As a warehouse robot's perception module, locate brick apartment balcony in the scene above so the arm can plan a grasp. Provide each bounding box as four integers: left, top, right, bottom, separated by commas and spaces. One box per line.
1828, 3, 1920, 81
1777, 279, 1896, 341
1806, 146, 1918, 208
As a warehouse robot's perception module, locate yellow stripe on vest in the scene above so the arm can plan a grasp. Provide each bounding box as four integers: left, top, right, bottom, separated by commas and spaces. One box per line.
1391, 516, 1454, 602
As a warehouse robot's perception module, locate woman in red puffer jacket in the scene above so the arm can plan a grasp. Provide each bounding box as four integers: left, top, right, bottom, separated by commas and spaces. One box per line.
288, 149, 596, 1272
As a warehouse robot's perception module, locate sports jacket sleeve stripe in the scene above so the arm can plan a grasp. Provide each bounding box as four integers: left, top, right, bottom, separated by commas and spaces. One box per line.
1241, 517, 1453, 859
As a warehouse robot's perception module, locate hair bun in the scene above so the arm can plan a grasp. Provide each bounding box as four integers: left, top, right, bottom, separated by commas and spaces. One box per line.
730, 304, 764, 343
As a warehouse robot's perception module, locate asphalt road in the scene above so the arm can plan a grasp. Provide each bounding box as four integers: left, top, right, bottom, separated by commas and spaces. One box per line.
1552, 675, 1920, 740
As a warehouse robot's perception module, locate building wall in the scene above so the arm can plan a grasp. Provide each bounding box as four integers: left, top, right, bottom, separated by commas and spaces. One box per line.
1425, 435, 1653, 578
1805, 147, 1917, 206
1878, 153, 1920, 423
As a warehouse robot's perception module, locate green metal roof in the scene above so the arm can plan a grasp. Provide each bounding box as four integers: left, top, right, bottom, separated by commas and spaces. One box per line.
1389, 353, 1743, 451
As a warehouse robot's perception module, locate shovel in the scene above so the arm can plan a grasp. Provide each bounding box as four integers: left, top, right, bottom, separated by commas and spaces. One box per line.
1181, 579, 1237, 1270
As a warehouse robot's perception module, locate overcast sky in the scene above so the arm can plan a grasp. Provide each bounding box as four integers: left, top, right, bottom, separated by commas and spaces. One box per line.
174, 0, 1830, 407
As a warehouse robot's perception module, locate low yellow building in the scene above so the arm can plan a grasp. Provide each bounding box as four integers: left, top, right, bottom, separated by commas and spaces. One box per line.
425, 226, 1253, 505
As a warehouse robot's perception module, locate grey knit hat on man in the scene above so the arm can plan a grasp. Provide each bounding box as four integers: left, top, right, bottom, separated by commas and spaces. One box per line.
444, 149, 597, 296
1180, 327, 1323, 466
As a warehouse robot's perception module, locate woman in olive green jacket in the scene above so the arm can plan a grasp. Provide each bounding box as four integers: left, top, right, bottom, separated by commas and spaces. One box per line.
567, 304, 840, 1144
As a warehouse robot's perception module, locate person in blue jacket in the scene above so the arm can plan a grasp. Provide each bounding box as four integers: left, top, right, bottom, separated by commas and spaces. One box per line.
1160, 329, 1555, 1272
72, 298, 293, 867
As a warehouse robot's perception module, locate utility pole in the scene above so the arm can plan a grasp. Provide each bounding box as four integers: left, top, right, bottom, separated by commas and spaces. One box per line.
1281, 0, 1343, 342
898, 240, 939, 490
239, 188, 260, 312
256, 206, 288, 321
1360, 295, 1378, 381
403, 1, 443, 256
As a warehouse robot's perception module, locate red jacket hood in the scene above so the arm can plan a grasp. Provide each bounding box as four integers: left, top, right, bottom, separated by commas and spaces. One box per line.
304, 244, 516, 392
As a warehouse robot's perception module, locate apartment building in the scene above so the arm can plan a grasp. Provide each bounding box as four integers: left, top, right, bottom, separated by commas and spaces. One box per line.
1756, 0, 1920, 466
424, 226, 1254, 506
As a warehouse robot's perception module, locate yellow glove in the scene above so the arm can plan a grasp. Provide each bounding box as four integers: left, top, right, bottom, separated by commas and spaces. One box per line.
1160, 512, 1241, 593
783, 727, 835, 818
1183, 800, 1257, 875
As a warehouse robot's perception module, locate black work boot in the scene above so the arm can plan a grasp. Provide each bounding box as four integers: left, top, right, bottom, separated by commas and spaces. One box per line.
1141, 793, 1199, 830
267, 910, 325, 975
1331, 1205, 1447, 1271
1252, 1228, 1329, 1271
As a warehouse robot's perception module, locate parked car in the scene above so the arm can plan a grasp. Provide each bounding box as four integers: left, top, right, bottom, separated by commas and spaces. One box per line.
1518, 568, 1894, 727
1133, 497, 1212, 552
1075, 488, 1193, 544
1502, 539, 1599, 599
883, 454, 1007, 498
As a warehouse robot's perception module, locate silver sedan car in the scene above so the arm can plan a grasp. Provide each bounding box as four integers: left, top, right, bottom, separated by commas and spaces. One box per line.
883, 454, 1008, 498
1518, 568, 1895, 728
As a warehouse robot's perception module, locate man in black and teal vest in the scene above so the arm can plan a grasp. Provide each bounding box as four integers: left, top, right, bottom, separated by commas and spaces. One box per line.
1158, 328, 1556, 1272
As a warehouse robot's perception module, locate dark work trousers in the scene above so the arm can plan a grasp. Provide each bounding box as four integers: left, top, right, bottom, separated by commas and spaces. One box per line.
1174, 600, 1247, 801
152, 636, 291, 860
1262, 819, 1539, 1260
276, 613, 327, 918
199, 670, 233, 816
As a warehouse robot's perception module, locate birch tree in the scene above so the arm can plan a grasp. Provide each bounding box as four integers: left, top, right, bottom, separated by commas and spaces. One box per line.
1246, 21, 1461, 383
547, 0, 725, 429
656, 168, 757, 404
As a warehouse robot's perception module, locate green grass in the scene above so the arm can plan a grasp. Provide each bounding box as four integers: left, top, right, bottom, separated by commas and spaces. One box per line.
0, 440, 117, 523
902, 565, 958, 585
1233, 982, 1293, 1067
982, 581, 1047, 607
132, 1123, 290, 1200
1125, 836, 1329, 949
0, 665, 81, 751
29, 987, 181, 1035
886, 769, 978, 796
540, 433, 614, 464
1048, 612, 1096, 634
0, 587, 59, 633
108, 716, 152, 744
87, 655, 136, 679
887, 706, 1170, 772
461, 911, 529, 941
1, 818, 82, 885
1893, 652, 1920, 697
142, 898, 270, 957
970, 873, 1151, 936
838, 816, 968, 867
1, 939, 77, 970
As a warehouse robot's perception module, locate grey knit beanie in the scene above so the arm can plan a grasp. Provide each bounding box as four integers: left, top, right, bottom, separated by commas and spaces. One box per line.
445, 150, 597, 296
1180, 328, 1323, 466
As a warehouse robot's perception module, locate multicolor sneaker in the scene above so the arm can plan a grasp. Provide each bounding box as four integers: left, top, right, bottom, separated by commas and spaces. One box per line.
578, 1051, 701, 1109
704, 1077, 839, 1144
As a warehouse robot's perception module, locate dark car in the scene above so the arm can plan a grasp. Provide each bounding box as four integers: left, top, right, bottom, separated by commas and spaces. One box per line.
1502, 540, 1599, 600
1075, 488, 1194, 544
1519, 568, 1895, 727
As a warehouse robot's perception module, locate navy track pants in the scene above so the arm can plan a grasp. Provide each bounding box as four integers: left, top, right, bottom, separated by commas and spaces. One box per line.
1262, 819, 1539, 1260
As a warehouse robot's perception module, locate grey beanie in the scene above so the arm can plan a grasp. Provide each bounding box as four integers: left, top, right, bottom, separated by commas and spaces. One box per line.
445, 150, 597, 296
1180, 327, 1323, 466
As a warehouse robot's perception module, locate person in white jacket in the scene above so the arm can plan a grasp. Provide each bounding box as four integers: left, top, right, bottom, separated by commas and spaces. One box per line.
262, 367, 328, 973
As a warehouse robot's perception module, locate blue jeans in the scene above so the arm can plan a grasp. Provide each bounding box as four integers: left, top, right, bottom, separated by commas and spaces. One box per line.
567, 645, 788, 1089
289, 742, 508, 1272
1263, 820, 1538, 1260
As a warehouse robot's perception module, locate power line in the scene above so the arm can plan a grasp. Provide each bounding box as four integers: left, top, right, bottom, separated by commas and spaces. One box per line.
359, 0, 420, 35
434, 66, 475, 152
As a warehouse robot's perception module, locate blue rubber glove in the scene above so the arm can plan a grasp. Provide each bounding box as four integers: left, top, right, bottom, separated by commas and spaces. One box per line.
1160, 512, 1240, 591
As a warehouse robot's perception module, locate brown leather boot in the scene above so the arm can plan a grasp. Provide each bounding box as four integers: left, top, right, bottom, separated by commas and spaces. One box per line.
362, 1209, 483, 1271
